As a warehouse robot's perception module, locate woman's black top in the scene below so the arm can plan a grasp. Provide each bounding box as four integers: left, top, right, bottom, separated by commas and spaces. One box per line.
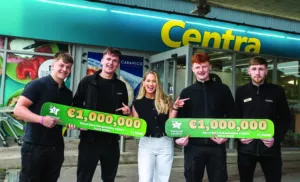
133, 97, 169, 137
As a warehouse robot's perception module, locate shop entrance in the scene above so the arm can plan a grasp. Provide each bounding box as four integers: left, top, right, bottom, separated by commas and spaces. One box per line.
148, 45, 239, 149
148, 45, 193, 100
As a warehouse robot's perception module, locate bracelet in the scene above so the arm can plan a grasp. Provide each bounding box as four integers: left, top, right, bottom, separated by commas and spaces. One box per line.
172, 107, 178, 111
40, 116, 44, 125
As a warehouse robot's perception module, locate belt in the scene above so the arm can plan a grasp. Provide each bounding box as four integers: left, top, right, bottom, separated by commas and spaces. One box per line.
145, 133, 166, 138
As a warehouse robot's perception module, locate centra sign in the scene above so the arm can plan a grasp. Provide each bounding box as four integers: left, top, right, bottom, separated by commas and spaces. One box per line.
161, 20, 261, 53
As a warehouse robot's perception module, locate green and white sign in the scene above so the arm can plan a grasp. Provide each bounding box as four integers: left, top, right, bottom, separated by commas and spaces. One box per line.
166, 118, 274, 139
40, 102, 147, 137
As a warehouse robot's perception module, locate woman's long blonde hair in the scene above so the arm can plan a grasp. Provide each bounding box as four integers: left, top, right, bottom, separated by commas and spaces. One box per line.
136, 71, 171, 114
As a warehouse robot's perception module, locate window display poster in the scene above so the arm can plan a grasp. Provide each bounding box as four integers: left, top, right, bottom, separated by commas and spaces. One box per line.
87, 52, 144, 105
87, 52, 102, 75
2, 38, 69, 106
120, 55, 144, 105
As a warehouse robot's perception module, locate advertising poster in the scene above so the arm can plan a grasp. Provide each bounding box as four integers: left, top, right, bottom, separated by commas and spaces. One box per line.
87, 52, 102, 75
2, 38, 69, 106
87, 52, 144, 105
120, 55, 144, 105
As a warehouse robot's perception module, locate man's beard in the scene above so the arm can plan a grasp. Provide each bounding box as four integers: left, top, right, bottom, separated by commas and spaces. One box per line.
253, 77, 264, 84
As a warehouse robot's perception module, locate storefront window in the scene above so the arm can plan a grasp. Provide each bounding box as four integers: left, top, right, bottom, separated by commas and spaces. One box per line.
277, 58, 300, 147
152, 61, 165, 85
209, 51, 233, 91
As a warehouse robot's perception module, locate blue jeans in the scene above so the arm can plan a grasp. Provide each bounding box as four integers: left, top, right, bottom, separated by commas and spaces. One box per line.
138, 136, 174, 182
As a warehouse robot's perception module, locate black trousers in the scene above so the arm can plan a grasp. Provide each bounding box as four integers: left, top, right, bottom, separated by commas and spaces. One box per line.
184, 145, 227, 182
238, 152, 282, 182
77, 139, 120, 182
19, 142, 64, 182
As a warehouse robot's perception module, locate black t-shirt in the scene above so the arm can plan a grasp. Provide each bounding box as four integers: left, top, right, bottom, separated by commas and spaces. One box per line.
22, 75, 73, 147
96, 75, 116, 113
133, 97, 168, 136
87, 75, 121, 141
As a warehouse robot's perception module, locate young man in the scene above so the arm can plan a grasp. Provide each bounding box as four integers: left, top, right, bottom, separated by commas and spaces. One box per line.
73, 47, 130, 182
235, 56, 291, 182
175, 52, 234, 182
14, 52, 74, 182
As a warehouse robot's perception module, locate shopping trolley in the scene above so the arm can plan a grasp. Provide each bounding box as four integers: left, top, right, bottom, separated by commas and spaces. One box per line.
0, 107, 23, 147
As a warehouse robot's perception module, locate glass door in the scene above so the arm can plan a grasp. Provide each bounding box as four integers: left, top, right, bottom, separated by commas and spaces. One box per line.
149, 45, 193, 99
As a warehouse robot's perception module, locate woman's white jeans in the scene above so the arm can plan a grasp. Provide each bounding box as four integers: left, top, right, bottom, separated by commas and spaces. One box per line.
138, 136, 174, 182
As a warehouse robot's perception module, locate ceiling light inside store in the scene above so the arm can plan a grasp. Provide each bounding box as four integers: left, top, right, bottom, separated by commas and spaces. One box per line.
210, 56, 232, 61
288, 80, 295, 84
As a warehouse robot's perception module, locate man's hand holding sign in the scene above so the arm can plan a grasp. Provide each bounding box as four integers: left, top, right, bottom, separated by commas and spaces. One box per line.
40, 102, 147, 137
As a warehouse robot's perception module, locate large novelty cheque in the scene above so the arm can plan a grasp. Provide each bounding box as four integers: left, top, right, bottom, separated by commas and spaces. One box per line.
40, 102, 147, 137
165, 118, 274, 139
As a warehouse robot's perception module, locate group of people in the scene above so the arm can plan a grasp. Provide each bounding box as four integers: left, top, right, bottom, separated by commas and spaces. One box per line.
14, 47, 291, 182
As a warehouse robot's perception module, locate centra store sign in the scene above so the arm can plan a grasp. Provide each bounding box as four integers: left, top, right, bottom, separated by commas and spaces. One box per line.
161, 20, 261, 53
0, 0, 299, 58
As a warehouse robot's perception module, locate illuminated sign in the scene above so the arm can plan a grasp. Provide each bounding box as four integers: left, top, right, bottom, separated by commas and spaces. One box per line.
0, 0, 299, 58
161, 20, 261, 53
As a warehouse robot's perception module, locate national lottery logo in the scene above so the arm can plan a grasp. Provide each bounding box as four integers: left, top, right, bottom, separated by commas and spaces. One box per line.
172, 121, 182, 129
49, 105, 60, 115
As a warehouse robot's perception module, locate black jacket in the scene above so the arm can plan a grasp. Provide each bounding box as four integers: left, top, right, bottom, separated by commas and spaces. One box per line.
178, 79, 235, 147
235, 81, 291, 156
73, 69, 128, 142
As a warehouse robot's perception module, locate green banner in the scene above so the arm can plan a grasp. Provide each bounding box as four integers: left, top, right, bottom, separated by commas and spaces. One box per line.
40, 102, 147, 137
165, 118, 274, 139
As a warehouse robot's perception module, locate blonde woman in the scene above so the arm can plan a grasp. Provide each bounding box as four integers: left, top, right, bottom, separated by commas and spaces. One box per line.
132, 71, 187, 182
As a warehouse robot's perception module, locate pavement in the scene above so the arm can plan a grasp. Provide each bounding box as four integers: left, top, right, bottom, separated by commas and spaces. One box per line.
57, 165, 300, 182
1, 138, 300, 182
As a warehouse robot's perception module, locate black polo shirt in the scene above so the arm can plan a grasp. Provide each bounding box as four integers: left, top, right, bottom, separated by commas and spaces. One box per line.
22, 75, 72, 147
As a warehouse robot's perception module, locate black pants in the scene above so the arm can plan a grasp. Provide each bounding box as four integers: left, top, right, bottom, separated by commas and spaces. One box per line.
184, 145, 227, 182
77, 139, 120, 182
19, 142, 64, 182
238, 152, 282, 182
